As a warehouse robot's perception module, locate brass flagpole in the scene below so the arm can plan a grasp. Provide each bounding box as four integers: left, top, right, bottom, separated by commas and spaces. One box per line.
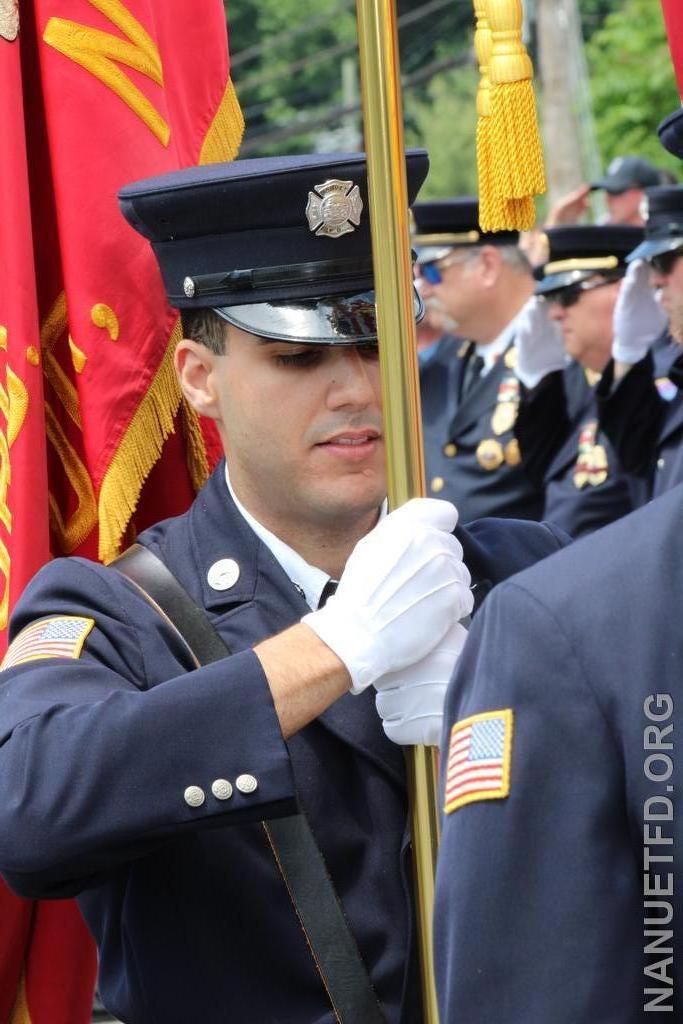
355, 2, 440, 1020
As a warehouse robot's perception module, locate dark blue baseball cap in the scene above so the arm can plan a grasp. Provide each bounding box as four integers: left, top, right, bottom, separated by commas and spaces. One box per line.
536, 225, 644, 294
626, 185, 683, 263
118, 151, 429, 344
590, 156, 661, 194
411, 197, 518, 263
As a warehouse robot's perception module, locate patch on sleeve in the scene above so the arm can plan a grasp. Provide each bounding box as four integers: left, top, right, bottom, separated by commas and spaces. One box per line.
1, 616, 95, 671
444, 709, 513, 814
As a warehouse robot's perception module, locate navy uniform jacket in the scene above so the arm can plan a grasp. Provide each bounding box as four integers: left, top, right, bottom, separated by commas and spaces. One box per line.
515, 362, 633, 538
597, 335, 683, 506
0, 465, 568, 1024
435, 485, 683, 1023
420, 336, 544, 523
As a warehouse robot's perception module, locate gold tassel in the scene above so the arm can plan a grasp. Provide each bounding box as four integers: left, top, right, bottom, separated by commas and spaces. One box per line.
477, 0, 545, 231
473, 0, 504, 231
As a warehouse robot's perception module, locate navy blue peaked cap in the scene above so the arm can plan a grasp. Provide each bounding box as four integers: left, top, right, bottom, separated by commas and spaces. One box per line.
119, 151, 429, 343
627, 185, 683, 263
536, 224, 644, 294
658, 108, 683, 160
412, 197, 518, 262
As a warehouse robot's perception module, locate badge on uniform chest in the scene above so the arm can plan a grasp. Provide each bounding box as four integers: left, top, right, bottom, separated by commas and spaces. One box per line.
573, 421, 608, 488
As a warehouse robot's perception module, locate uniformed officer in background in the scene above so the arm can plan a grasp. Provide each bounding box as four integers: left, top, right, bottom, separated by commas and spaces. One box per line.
513, 224, 643, 537
597, 185, 683, 503
413, 198, 544, 523
434, 480, 682, 1024
0, 153, 569, 1024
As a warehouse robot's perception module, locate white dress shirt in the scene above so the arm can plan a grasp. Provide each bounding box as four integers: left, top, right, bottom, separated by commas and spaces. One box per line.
225, 462, 386, 610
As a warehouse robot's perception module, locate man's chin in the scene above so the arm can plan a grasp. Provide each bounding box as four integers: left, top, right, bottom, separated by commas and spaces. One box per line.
311, 481, 385, 522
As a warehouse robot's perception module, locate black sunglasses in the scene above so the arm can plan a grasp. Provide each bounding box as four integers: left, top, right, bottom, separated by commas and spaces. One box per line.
649, 248, 683, 276
543, 277, 619, 309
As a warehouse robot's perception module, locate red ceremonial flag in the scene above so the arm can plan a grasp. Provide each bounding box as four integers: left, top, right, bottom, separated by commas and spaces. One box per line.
0, 0, 243, 1020
661, 0, 683, 99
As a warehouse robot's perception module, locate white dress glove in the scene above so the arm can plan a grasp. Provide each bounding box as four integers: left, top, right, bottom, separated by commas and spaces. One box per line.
374, 622, 468, 746
514, 296, 566, 389
612, 260, 668, 364
302, 498, 473, 694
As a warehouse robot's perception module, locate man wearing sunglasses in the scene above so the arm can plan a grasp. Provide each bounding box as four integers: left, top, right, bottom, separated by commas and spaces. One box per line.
513, 225, 643, 537
596, 185, 683, 504
413, 198, 545, 524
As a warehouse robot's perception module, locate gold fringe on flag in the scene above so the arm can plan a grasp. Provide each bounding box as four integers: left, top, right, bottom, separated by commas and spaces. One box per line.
181, 396, 211, 495
97, 78, 244, 564
474, 0, 545, 231
200, 78, 245, 165
98, 320, 181, 563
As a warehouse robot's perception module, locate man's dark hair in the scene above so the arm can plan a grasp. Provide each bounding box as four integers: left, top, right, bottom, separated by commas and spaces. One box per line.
180, 309, 228, 354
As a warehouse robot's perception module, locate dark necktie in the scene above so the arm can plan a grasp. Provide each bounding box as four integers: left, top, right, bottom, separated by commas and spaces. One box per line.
318, 579, 338, 608
461, 352, 484, 397
666, 355, 683, 392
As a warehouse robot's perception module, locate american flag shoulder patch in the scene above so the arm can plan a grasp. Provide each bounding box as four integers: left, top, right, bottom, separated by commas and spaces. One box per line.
444, 709, 513, 815
1, 616, 95, 671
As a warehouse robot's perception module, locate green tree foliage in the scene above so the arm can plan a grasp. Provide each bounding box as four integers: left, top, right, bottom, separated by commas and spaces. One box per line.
226, 0, 680, 191
585, 0, 680, 174
578, 0, 620, 34
226, 0, 475, 160
404, 67, 479, 197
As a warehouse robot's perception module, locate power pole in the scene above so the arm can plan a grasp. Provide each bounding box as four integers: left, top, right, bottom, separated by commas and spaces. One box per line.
536, 0, 596, 205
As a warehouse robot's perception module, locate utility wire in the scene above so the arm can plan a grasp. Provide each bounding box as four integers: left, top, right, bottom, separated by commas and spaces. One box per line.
235, 0, 457, 93
229, 0, 470, 68
239, 53, 469, 154
229, 0, 355, 67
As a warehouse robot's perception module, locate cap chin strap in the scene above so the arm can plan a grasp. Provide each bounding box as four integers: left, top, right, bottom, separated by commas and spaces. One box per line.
183, 254, 376, 299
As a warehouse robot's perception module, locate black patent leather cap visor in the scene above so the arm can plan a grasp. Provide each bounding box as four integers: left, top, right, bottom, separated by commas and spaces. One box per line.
214, 287, 425, 344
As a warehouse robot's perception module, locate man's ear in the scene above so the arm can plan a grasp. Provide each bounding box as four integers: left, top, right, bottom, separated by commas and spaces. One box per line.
479, 245, 503, 287
175, 339, 221, 420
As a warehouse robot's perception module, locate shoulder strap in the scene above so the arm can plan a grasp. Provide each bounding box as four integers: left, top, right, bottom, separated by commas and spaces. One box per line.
112, 543, 387, 1024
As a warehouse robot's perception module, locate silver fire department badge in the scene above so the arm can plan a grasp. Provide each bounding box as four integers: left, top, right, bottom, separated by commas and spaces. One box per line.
0, 0, 19, 41
305, 179, 363, 239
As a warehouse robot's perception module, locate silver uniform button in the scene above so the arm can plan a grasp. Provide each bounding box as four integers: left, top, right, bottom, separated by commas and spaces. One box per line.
211, 778, 233, 801
657, 457, 665, 469
184, 785, 205, 808
236, 773, 258, 795
207, 558, 240, 591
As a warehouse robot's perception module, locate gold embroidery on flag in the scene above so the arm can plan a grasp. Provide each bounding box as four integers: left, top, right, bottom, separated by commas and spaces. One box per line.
7, 968, 29, 1024
0, 348, 31, 628
69, 337, 88, 373
45, 404, 97, 553
44, 0, 170, 146
0, 327, 6, 350
7, 369, 28, 449
38, 295, 98, 550
91, 303, 120, 341
26, 346, 40, 366
0, 544, 9, 633
41, 296, 82, 428
199, 78, 245, 164
0, 430, 10, 533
